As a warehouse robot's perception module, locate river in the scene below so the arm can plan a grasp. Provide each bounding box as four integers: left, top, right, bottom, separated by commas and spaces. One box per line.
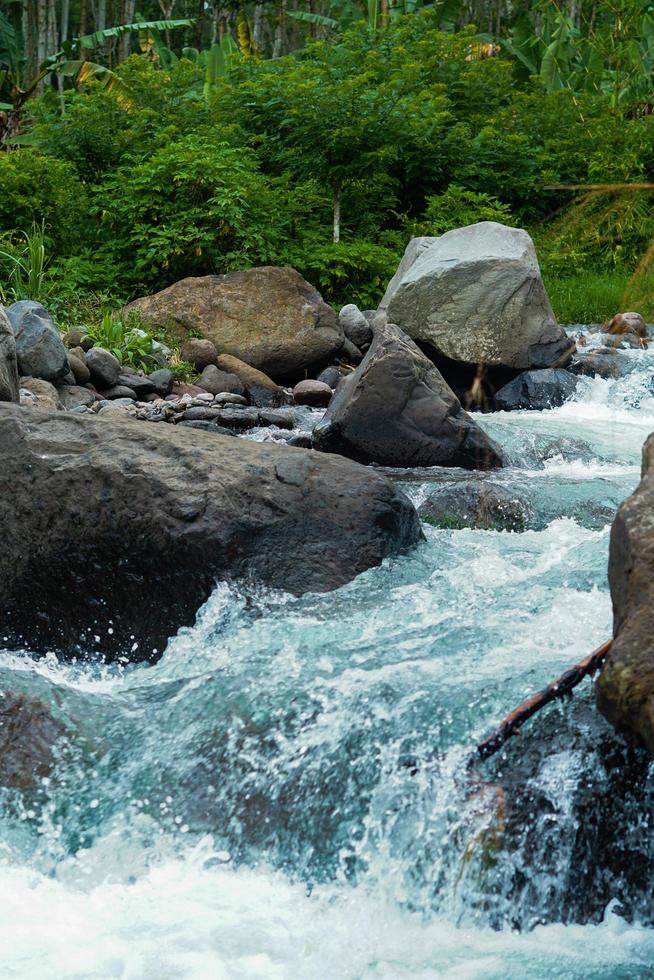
1, 342, 654, 978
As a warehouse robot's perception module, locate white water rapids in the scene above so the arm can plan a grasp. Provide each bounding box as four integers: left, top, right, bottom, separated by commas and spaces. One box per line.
1, 344, 654, 978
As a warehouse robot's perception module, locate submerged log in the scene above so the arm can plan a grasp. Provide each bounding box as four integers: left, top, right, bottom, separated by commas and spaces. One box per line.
475, 639, 612, 761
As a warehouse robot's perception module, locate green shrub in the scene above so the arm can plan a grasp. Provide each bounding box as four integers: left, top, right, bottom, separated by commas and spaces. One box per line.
0, 151, 89, 253
288, 237, 401, 309
94, 135, 294, 291
537, 190, 654, 275
543, 269, 634, 324
86, 312, 165, 370
411, 185, 514, 236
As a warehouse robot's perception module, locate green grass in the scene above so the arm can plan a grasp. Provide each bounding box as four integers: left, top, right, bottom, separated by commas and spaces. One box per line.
544, 269, 630, 325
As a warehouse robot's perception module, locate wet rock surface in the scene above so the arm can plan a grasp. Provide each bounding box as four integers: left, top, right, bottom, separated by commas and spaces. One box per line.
597, 433, 654, 753
313, 322, 504, 469
495, 368, 579, 411
0, 404, 421, 660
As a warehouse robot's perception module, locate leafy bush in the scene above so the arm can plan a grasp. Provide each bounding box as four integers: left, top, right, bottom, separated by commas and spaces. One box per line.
289, 238, 401, 309
86, 313, 165, 370
94, 135, 294, 291
537, 191, 654, 275
411, 185, 514, 236
0, 150, 89, 253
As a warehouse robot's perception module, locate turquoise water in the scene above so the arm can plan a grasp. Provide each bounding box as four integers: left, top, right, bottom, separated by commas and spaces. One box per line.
2, 356, 654, 978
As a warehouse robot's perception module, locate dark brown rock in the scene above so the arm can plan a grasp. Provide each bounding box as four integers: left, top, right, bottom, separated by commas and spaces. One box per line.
19, 376, 61, 411
180, 338, 219, 371
597, 433, 654, 754
293, 380, 333, 407
607, 311, 647, 339
68, 352, 91, 385
0, 690, 67, 791
126, 267, 344, 380
0, 405, 421, 660
215, 355, 288, 408
0, 307, 19, 403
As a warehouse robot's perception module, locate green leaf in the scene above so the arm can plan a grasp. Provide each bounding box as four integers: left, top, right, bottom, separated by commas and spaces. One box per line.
286, 10, 340, 30
77, 19, 194, 51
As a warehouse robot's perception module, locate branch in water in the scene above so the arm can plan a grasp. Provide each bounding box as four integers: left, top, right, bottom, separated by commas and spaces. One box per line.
475, 639, 613, 762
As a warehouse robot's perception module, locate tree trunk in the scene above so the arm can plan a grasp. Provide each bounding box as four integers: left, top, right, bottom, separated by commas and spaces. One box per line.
332, 183, 341, 244
194, 0, 205, 48
272, 0, 285, 58
253, 2, 264, 54
118, 0, 136, 61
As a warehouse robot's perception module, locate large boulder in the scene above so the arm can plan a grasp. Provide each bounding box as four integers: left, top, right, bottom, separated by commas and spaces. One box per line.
597, 433, 654, 754
0, 307, 18, 402
126, 267, 344, 380
382, 223, 574, 370
0, 405, 421, 660
6, 301, 69, 383
312, 323, 504, 469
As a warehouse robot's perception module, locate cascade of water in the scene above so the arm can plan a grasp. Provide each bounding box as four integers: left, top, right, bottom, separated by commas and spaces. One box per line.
2, 351, 654, 977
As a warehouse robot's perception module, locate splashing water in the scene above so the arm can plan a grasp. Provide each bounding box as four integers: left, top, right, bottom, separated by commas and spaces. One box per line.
2, 351, 654, 978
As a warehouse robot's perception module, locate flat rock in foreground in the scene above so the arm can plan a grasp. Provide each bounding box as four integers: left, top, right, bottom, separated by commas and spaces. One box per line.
597, 432, 654, 753
0, 406, 421, 660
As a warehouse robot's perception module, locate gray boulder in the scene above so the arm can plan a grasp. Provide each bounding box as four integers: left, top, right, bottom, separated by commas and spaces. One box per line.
0, 307, 18, 402
313, 322, 504, 469
382, 223, 574, 370
58, 386, 96, 410
198, 364, 246, 397
380, 236, 437, 309
86, 347, 121, 388
6, 301, 69, 383
569, 348, 637, 380
0, 405, 421, 659
495, 369, 579, 411
339, 304, 373, 349
148, 368, 174, 396
118, 373, 156, 398
419, 479, 533, 531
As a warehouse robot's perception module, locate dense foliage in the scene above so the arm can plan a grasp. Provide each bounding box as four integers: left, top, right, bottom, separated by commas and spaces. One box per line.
1, 2, 654, 321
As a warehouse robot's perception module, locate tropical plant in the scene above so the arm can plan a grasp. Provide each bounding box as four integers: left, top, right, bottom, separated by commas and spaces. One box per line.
0, 221, 51, 302
86, 312, 163, 368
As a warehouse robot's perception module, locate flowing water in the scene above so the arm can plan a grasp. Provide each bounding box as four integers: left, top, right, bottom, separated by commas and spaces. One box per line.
3, 345, 654, 978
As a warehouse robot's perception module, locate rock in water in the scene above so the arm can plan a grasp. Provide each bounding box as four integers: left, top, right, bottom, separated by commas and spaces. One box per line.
597, 433, 654, 754
0, 307, 18, 403
0, 405, 421, 660
6, 301, 69, 383
495, 369, 578, 411
126, 267, 344, 380
382, 223, 574, 370
607, 311, 647, 339
312, 323, 503, 469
